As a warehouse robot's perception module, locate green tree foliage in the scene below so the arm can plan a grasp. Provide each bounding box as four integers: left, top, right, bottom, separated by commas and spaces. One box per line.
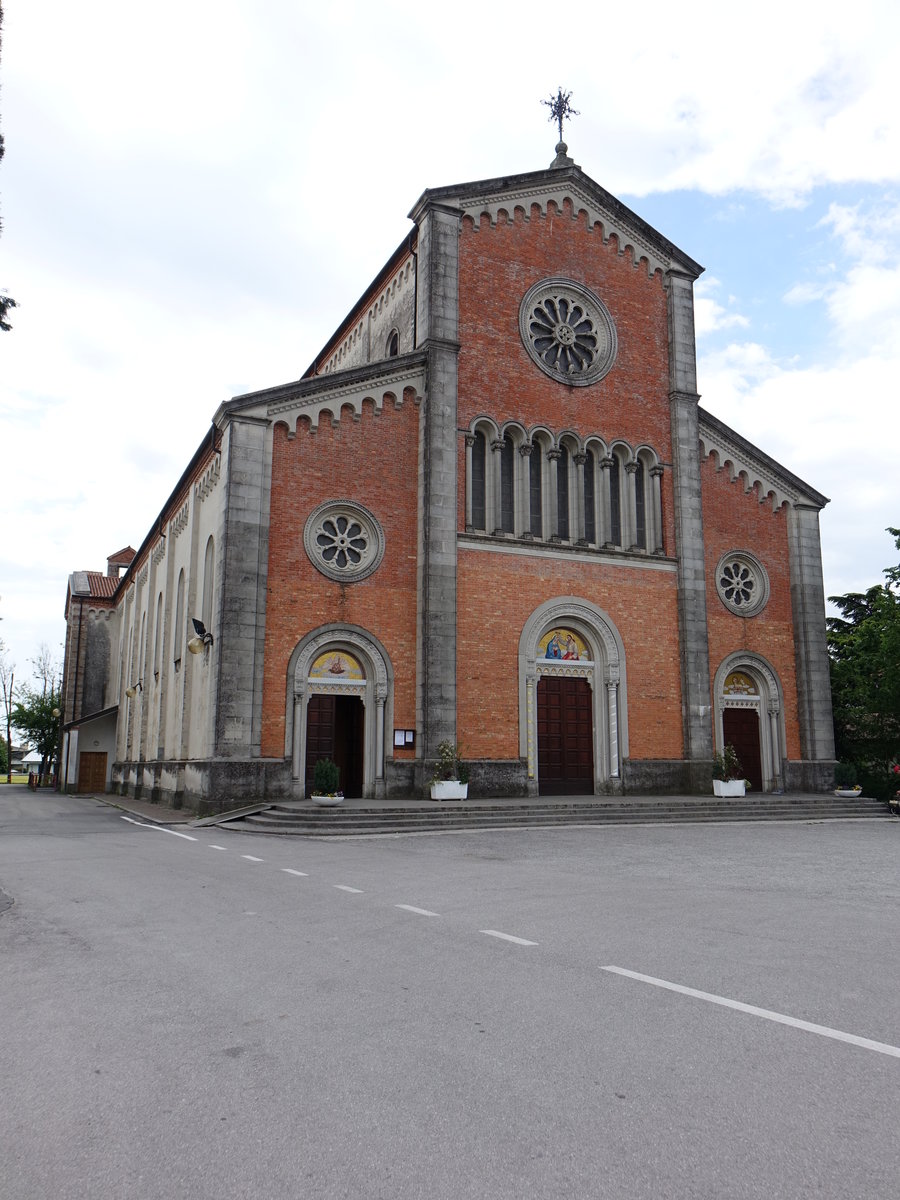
0, 735, 7, 775
827, 528, 900, 799
11, 685, 60, 775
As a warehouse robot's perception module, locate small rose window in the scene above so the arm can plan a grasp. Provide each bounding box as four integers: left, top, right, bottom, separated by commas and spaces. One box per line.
518, 278, 617, 387
304, 501, 385, 583
715, 551, 769, 617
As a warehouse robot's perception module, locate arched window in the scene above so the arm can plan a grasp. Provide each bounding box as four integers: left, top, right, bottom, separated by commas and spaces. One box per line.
608, 456, 621, 546
634, 460, 646, 550
471, 431, 486, 531
153, 592, 163, 680
201, 536, 215, 629
529, 443, 543, 538
584, 451, 596, 544
500, 437, 515, 534
386, 330, 399, 357
174, 569, 185, 670
556, 447, 569, 540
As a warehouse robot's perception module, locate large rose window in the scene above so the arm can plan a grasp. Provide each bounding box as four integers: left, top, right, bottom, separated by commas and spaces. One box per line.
518, 278, 617, 386
304, 501, 385, 583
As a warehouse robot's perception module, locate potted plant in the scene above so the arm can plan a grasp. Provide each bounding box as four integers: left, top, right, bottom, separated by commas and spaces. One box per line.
712, 744, 746, 797
311, 757, 344, 806
430, 741, 469, 801
833, 762, 862, 798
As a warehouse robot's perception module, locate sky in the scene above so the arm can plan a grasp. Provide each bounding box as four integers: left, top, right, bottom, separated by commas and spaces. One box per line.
1, 0, 899, 688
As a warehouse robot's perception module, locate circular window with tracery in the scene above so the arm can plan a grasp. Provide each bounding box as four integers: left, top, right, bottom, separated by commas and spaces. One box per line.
304, 500, 385, 583
715, 551, 769, 617
518, 277, 617, 386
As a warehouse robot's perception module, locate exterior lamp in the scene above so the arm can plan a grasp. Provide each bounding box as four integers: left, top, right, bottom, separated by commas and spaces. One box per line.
125, 680, 143, 698
187, 617, 214, 655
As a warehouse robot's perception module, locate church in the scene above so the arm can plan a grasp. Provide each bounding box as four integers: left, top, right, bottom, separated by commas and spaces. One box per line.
60, 129, 837, 810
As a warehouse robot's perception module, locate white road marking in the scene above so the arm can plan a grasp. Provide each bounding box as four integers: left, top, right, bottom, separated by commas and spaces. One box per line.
395, 904, 440, 917
281, 869, 308, 877
241, 855, 264, 862
208, 845, 227, 850
120, 816, 197, 841
480, 929, 538, 946
334, 885, 363, 894
601, 966, 900, 1059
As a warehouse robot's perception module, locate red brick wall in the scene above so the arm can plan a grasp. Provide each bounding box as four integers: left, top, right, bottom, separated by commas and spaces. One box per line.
700, 457, 801, 758
261, 400, 420, 759
457, 550, 684, 761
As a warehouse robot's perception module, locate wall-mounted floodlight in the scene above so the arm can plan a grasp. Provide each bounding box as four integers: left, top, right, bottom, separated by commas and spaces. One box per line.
187, 617, 214, 655
125, 680, 143, 698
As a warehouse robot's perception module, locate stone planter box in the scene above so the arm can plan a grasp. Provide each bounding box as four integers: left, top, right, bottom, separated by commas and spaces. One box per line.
430, 781, 468, 801
311, 793, 344, 806
713, 779, 746, 797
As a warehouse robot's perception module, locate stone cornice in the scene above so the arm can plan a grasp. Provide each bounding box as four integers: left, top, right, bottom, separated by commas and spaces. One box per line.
698, 407, 829, 511
413, 165, 703, 280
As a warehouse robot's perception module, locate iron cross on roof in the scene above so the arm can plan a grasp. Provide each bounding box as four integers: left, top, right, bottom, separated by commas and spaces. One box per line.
542, 87, 579, 146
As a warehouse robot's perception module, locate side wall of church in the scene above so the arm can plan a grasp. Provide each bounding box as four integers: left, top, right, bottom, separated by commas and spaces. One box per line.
318, 253, 416, 376
261, 397, 420, 762
699, 456, 801, 759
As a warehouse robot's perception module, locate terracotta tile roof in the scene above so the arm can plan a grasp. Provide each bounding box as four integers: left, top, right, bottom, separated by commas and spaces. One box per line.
107, 546, 136, 565
84, 572, 119, 598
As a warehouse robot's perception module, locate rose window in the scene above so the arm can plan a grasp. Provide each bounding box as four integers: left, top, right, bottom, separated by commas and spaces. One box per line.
519, 278, 617, 387
304, 501, 385, 583
715, 551, 769, 617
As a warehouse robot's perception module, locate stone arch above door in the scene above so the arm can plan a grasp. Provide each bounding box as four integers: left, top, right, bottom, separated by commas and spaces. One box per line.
518, 598, 629, 794
713, 651, 784, 792
284, 624, 393, 798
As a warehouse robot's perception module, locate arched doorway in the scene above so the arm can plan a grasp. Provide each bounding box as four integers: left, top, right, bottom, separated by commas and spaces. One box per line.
287, 626, 392, 799
714, 656, 784, 793
519, 599, 628, 797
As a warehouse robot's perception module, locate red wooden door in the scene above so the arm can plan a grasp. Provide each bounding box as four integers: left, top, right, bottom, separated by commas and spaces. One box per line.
537, 676, 594, 795
722, 708, 763, 792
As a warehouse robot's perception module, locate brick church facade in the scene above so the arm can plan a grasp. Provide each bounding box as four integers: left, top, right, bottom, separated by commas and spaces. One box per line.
61, 147, 836, 810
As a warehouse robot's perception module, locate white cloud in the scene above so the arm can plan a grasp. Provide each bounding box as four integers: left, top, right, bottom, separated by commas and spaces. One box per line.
694, 277, 750, 336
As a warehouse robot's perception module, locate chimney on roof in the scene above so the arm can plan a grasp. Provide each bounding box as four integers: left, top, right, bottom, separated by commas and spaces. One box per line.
107, 546, 137, 577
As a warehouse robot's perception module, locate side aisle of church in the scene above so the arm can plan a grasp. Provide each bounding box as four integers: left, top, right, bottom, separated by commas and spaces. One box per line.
60, 150, 836, 810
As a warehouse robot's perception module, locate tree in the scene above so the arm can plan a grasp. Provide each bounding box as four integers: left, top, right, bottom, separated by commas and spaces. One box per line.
827, 528, 900, 799
0, 735, 7, 775
0, 651, 13, 785
11, 685, 61, 782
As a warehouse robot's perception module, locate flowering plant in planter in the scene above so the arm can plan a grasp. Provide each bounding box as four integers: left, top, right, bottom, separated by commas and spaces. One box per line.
833, 762, 862, 797
430, 741, 469, 800
712, 744, 745, 797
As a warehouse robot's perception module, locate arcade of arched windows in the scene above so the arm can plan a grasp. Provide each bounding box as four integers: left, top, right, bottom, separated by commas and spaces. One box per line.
464, 420, 664, 554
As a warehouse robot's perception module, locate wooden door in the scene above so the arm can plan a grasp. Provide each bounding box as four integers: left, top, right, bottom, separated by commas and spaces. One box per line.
723, 708, 763, 792
305, 693, 365, 797
537, 676, 594, 795
77, 751, 107, 793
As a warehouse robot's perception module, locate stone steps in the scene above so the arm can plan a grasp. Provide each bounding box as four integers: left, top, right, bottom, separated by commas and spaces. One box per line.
224, 795, 893, 836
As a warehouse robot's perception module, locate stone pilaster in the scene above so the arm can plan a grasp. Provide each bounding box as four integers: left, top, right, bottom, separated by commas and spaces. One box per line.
412, 199, 462, 761
787, 503, 836, 783
214, 415, 271, 758
667, 271, 713, 776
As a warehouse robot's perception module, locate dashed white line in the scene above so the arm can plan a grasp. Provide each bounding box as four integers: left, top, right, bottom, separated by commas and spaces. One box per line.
208, 845, 227, 850
241, 855, 264, 862
395, 904, 440, 917
119, 816, 197, 841
601, 966, 900, 1059
281, 869, 308, 877
334, 885, 364, 894
480, 929, 538, 946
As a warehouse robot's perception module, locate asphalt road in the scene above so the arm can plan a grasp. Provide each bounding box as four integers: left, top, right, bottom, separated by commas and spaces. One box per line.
1, 787, 898, 1199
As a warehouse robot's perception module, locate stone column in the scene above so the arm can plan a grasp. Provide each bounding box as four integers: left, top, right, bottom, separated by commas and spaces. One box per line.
410, 197, 462, 762
607, 680, 620, 778
666, 270, 713, 780
768, 705, 783, 790
548, 449, 561, 541
292, 690, 304, 782
787, 503, 836, 784
375, 687, 386, 785
650, 466, 664, 553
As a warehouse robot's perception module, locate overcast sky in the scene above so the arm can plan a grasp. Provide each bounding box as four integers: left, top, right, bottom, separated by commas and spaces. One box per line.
1, 0, 899, 688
